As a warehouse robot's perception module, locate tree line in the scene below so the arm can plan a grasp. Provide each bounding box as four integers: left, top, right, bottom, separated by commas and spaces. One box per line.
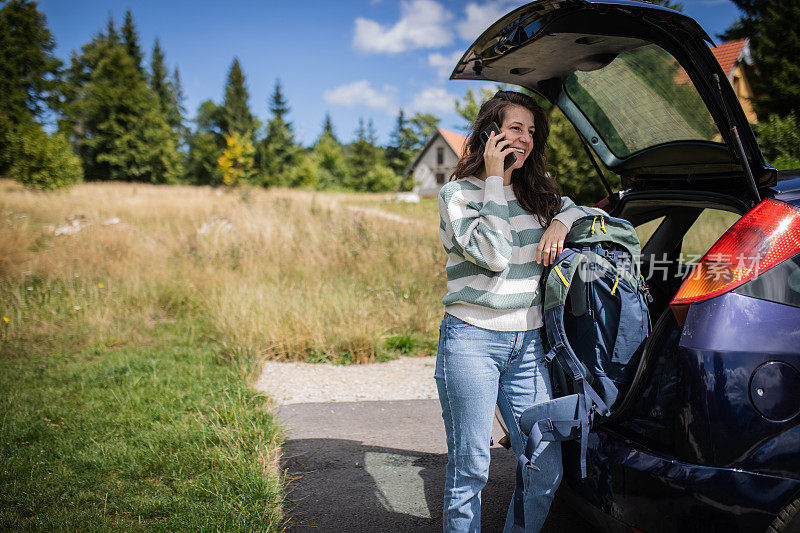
1, 0, 798, 198
0, 1, 442, 192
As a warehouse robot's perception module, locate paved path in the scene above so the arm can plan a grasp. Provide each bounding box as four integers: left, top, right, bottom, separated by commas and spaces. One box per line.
278, 399, 596, 532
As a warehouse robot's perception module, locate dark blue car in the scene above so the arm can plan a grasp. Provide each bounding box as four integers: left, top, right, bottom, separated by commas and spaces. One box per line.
451, 1, 800, 531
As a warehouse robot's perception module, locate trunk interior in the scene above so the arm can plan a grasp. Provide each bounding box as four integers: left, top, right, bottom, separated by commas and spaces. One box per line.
601, 189, 748, 427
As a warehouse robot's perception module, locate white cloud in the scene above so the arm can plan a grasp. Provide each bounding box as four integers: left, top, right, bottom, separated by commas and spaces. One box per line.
353, 0, 454, 54
456, 1, 526, 42
408, 87, 458, 115
323, 80, 398, 115
428, 50, 464, 79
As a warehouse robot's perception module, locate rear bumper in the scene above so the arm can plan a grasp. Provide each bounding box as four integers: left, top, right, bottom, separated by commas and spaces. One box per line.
561, 430, 800, 533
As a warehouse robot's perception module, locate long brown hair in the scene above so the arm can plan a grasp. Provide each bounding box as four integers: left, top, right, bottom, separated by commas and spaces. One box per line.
452, 90, 561, 225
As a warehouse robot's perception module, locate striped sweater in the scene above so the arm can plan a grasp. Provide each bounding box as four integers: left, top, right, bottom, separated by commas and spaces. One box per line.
438, 175, 601, 331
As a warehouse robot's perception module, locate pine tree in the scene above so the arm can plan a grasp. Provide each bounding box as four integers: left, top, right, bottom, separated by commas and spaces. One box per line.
186, 99, 223, 185
171, 66, 188, 140
149, 39, 184, 135
313, 115, 347, 190
121, 10, 144, 77
220, 58, 259, 138
346, 117, 398, 192
63, 20, 180, 183
321, 112, 337, 142
723, 0, 800, 118
104, 15, 119, 44
0, 0, 61, 127
0, 0, 81, 187
386, 108, 415, 177
259, 79, 297, 186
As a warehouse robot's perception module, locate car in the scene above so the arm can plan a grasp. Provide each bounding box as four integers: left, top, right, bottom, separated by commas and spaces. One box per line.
449, 1, 800, 531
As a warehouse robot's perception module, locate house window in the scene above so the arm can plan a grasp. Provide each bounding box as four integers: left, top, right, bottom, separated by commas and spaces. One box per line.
437, 147, 444, 166
436, 173, 446, 184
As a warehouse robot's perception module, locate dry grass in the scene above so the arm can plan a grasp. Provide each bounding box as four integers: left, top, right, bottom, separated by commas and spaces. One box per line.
0, 180, 443, 364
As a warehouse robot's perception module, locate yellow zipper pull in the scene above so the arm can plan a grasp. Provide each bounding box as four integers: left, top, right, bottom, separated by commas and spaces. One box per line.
591, 216, 597, 235
611, 276, 619, 295
601, 217, 607, 233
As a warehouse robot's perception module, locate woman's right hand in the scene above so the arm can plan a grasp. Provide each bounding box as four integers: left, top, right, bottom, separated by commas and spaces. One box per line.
483, 131, 514, 184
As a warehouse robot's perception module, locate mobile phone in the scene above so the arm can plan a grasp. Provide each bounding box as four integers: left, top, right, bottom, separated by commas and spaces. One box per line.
480, 122, 517, 170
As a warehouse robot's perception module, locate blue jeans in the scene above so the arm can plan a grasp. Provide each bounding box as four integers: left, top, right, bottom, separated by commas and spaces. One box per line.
435, 313, 562, 533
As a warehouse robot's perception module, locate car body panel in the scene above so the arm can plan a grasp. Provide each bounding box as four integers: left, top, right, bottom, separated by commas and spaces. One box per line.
772, 174, 800, 207
561, 292, 800, 530
562, 430, 800, 533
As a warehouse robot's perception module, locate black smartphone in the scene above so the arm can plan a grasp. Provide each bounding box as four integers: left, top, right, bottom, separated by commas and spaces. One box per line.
480, 122, 517, 170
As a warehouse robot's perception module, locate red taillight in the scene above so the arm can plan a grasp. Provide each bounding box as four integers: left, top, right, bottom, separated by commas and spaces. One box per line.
670, 199, 800, 324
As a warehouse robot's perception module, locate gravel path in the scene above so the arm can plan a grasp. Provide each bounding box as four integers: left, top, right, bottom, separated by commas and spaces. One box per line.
255, 356, 438, 404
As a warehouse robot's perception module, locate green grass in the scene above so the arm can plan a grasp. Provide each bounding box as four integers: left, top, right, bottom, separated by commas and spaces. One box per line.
0, 321, 284, 531
0, 180, 446, 530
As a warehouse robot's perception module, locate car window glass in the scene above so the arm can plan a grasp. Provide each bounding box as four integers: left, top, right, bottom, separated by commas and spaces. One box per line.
635, 216, 665, 248
681, 209, 741, 259
564, 43, 721, 158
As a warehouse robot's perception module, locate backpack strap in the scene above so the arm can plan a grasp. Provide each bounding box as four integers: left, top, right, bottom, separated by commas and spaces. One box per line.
511, 395, 583, 531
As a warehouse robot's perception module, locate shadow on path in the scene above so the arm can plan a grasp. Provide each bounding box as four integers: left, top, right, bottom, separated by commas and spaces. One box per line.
278, 400, 594, 532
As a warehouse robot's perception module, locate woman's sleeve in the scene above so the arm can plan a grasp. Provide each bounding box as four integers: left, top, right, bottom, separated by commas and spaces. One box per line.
439, 175, 513, 272
552, 196, 605, 229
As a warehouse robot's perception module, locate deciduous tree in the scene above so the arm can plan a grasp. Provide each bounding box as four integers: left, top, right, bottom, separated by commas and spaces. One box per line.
217, 131, 256, 187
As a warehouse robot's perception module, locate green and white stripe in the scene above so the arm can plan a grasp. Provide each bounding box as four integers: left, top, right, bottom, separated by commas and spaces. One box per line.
438, 175, 602, 331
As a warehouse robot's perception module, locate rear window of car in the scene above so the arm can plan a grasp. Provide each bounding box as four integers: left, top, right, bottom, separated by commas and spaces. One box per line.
564, 43, 722, 158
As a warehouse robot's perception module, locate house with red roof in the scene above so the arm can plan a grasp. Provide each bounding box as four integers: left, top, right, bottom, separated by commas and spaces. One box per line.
711, 39, 758, 124
405, 127, 468, 196
677, 39, 758, 123
712, 38, 758, 123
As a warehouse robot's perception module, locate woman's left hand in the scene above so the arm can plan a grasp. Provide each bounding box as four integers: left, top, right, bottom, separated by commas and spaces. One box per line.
536, 219, 568, 266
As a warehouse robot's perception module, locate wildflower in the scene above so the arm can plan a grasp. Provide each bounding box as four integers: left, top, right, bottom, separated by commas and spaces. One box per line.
73, 306, 81, 311
98, 283, 104, 289
2, 316, 8, 323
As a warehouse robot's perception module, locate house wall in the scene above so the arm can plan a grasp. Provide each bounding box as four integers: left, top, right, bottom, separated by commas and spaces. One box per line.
731, 63, 758, 124
412, 136, 461, 196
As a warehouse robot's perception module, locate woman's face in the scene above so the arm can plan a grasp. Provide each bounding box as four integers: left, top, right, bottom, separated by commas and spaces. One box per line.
499, 104, 536, 170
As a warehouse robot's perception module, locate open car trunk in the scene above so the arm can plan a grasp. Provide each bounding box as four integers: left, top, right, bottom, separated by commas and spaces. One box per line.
583, 189, 748, 437
451, 0, 775, 205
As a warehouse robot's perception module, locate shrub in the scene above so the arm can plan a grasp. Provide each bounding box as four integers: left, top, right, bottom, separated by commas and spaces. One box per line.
363, 165, 401, 192
7, 124, 83, 190
754, 112, 800, 170
217, 131, 256, 187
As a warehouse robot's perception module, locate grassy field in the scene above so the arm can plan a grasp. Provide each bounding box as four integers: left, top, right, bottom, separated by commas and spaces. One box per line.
0, 180, 443, 530
0, 179, 737, 530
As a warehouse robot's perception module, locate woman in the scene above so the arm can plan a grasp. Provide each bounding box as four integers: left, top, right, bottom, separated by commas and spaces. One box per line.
436, 90, 594, 532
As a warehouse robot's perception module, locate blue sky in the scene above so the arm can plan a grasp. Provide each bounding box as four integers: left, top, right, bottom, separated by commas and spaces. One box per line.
37, 0, 743, 146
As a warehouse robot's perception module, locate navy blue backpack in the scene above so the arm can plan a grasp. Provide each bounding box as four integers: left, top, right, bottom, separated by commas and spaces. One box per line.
511, 214, 651, 531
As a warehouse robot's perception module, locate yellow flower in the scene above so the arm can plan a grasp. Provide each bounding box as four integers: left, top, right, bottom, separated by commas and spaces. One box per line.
98, 283, 104, 289
2, 316, 8, 323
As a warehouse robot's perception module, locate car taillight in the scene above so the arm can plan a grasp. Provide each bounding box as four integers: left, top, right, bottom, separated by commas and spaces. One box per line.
670, 199, 800, 325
